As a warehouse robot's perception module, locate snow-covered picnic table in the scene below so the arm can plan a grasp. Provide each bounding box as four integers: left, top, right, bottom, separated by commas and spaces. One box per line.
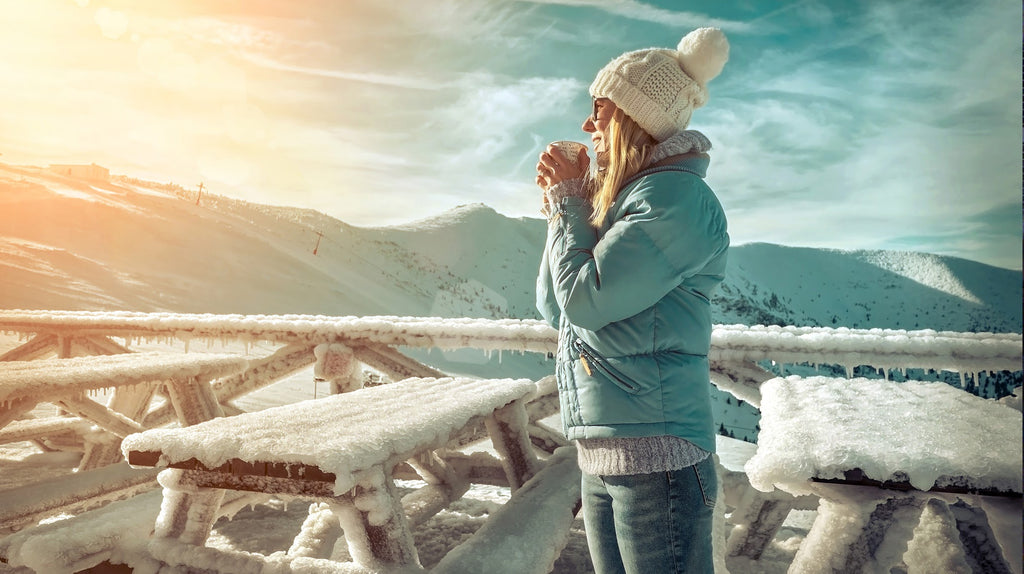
122, 376, 579, 573
745, 375, 1022, 573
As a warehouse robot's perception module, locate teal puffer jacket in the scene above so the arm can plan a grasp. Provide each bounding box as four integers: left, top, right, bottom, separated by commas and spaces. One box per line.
536, 154, 729, 453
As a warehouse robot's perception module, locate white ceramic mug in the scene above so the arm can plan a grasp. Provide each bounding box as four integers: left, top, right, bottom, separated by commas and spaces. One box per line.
549, 140, 588, 168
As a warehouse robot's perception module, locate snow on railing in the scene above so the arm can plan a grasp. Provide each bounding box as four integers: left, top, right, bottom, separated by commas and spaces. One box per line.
0, 311, 558, 354
1, 310, 1019, 376
710, 323, 1022, 376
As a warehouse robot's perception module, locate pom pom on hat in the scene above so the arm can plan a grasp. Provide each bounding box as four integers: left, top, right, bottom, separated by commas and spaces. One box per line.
677, 27, 730, 86
589, 27, 730, 141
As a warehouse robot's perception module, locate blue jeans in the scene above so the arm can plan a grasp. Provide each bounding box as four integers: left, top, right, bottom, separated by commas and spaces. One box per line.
581, 456, 717, 574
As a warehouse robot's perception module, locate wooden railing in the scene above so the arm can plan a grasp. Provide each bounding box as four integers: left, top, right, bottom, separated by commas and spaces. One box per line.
0, 310, 1020, 573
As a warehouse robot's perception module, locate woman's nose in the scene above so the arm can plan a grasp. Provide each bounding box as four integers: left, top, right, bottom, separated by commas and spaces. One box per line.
582, 117, 595, 133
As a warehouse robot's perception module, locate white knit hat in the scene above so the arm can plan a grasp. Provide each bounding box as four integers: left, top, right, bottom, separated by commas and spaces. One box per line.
589, 28, 730, 142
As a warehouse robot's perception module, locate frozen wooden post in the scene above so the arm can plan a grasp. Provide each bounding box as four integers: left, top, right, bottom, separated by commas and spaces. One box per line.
486, 399, 541, 490
154, 469, 227, 546
287, 503, 344, 559
725, 486, 817, 561
314, 343, 362, 395
330, 466, 420, 569
903, 498, 973, 574
788, 488, 927, 573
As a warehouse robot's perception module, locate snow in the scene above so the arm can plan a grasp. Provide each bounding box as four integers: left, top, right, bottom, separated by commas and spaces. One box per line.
3, 311, 1019, 375
122, 377, 537, 496
431, 446, 580, 574
0, 352, 248, 403
0, 310, 559, 354
710, 323, 1022, 374
0, 167, 1020, 572
745, 375, 1024, 495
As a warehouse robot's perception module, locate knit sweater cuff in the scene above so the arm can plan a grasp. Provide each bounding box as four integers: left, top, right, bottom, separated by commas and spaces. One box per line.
576, 436, 710, 476
545, 178, 587, 206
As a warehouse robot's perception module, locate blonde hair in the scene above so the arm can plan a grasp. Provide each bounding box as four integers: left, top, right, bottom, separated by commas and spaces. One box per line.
590, 108, 657, 226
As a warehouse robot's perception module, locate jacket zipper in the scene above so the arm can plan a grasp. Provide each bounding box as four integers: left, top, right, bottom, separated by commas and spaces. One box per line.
573, 339, 640, 393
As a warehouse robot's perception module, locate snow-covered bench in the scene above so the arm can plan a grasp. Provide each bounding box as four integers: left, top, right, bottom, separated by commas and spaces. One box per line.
0, 488, 266, 574
745, 376, 1023, 574
0, 352, 248, 439
0, 353, 248, 534
122, 376, 568, 573
431, 445, 580, 574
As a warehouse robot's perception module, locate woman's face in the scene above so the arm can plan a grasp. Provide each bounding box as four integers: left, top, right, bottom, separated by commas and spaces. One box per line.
583, 97, 616, 158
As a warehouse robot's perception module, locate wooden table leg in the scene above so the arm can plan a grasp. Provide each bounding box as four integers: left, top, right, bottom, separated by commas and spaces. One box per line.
155, 469, 227, 546
789, 486, 925, 574
329, 466, 420, 570
487, 400, 540, 490
166, 376, 225, 425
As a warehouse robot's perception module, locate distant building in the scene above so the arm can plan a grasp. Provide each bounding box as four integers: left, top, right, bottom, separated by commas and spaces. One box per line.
48, 163, 110, 181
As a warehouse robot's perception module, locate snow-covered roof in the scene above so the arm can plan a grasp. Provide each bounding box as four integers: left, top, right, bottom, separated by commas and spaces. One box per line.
122, 376, 536, 495
0, 352, 248, 403
745, 375, 1024, 496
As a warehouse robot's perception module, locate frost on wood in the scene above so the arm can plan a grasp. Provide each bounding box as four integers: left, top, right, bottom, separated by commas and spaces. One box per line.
0, 461, 157, 533
948, 498, 1018, 574
0, 352, 248, 404
904, 499, 971, 574
432, 446, 581, 574
0, 490, 162, 574
314, 343, 362, 394
788, 492, 925, 574
485, 399, 540, 490
122, 377, 537, 497
288, 502, 344, 560
746, 376, 1024, 495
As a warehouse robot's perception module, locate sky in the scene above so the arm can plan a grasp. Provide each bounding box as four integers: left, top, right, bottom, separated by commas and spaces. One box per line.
0, 0, 1020, 270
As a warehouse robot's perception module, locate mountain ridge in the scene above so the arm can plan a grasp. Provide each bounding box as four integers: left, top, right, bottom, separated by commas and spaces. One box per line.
2, 164, 1020, 441
1, 164, 1020, 336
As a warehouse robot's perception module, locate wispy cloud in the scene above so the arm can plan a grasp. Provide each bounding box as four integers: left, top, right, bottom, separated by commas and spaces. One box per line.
516, 0, 753, 32
240, 52, 445, 90
703, 0, 1020, 268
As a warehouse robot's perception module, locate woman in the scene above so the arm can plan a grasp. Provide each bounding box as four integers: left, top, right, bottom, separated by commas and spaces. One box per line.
535, 28, 731, 574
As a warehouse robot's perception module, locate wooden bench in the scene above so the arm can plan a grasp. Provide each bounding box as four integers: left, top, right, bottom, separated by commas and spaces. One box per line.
122, 376, 575, 573
745, 375, 1022, 574
431, 445, 581, 574
0, 352, 248, 436
0, 353, 248, 533
0, 489, 266, 574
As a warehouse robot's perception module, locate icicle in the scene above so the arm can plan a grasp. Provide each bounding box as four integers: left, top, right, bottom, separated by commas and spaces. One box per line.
959, 372, 965, 388
844, 364, 852, 378
183, 340, 190, 353
498, 349, 503, 364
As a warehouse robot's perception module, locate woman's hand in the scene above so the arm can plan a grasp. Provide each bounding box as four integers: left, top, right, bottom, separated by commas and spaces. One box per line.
536, 144, 589, 191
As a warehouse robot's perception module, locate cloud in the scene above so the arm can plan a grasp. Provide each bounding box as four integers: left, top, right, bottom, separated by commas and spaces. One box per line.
516, 0, 753, 32
433, 74, 585, 164
240, 52, 444, 91
94, 7, 127, 39
699, 0, 1019, 269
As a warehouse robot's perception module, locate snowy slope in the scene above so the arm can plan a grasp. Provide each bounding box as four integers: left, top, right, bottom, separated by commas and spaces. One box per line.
1, 163, 1021, 441
717, 243, 1021, 333
2, 163, 1019, 335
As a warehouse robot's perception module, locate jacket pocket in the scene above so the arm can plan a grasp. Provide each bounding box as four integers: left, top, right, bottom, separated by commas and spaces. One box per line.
573, 338, 641, 395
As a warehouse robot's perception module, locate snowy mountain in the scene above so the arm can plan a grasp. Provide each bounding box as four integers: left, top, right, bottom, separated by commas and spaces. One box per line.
2, 163, 1021, 441
2, 163, 1019, 334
